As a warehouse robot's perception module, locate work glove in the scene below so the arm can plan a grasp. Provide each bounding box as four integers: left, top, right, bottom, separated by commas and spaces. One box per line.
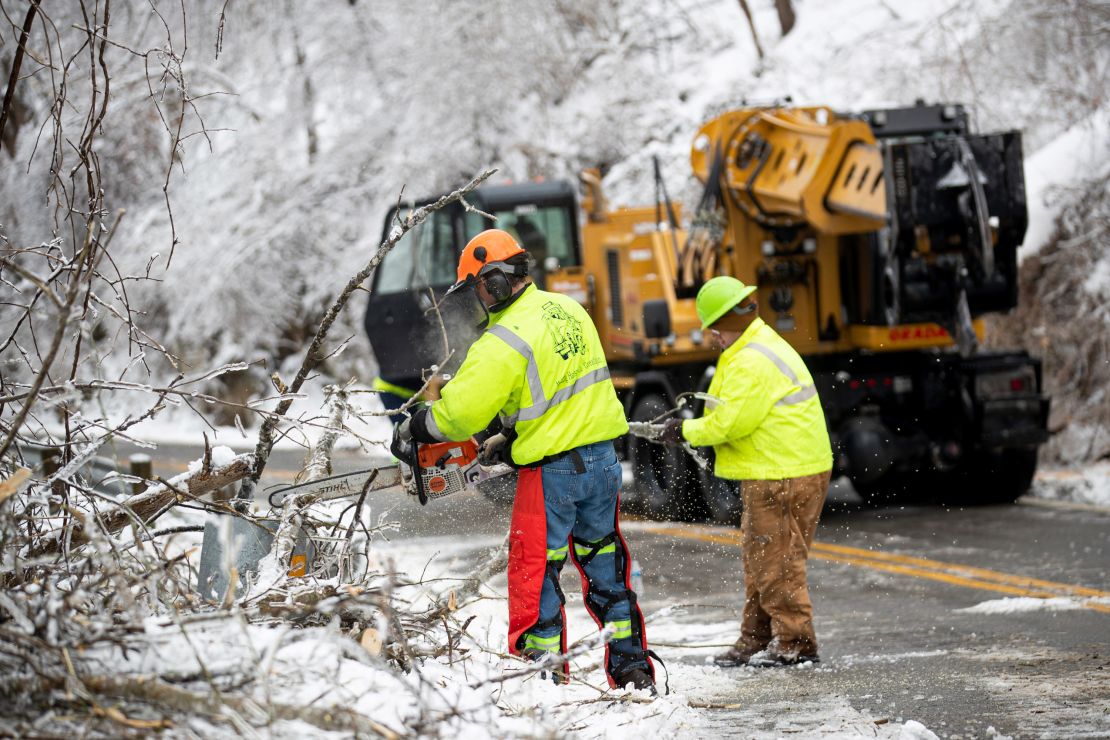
478, 432, 509, 466
659, 418, 685, 447
390, 417, 417, 467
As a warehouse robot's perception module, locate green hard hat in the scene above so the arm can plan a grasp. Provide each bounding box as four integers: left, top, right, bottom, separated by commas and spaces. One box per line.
696, 276, 758, 330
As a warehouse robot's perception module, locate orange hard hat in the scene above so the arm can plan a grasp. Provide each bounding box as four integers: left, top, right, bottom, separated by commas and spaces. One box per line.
451, 229, 525, 289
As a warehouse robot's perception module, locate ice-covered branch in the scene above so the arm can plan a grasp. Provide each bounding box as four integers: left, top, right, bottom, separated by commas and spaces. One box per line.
28, 452, 254, 558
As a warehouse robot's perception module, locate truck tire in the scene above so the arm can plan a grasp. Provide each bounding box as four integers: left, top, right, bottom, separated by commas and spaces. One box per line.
629, 393, 706, 521
940, 448, 1038, 506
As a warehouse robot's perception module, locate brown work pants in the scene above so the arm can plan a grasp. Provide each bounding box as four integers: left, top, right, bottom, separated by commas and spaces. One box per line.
738, 470, 831, 656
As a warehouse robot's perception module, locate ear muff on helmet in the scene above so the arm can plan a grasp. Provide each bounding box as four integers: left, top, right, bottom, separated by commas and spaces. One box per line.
482, 269, 513, 303
479, 256, 531, 304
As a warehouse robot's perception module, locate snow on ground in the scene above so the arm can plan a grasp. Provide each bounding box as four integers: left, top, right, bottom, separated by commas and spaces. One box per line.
956, 597, 1109, 615
1029, 464, 1110, 509
120, 512, 941, 738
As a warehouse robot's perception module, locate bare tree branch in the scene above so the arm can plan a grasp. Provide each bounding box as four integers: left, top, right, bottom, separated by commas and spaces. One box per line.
0, 0, 40, 154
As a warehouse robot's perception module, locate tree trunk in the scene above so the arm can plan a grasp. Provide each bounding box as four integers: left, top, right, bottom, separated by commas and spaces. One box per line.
775, 0, 797, 37
737, 0, 765, 59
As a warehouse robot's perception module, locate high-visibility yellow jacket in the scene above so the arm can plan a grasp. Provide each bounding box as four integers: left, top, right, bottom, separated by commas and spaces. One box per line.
428, 285, 628, 465
372, 376, 417, 399
682, 317, 832, 480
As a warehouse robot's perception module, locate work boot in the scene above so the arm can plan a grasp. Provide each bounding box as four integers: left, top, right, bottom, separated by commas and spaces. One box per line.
746, 639, 820, 668
612, 665, 657, 696
713, 644, 763, 668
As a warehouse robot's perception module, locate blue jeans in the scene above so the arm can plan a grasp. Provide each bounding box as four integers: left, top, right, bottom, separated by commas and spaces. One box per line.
528, 441, 648, 674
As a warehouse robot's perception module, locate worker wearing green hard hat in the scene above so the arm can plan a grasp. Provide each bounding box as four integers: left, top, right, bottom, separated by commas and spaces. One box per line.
658, 275, 833, 668
694, 275, 758, 330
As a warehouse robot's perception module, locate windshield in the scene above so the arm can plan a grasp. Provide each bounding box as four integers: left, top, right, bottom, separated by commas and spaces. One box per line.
465, 203, 577, 270
374, 208, 458, 294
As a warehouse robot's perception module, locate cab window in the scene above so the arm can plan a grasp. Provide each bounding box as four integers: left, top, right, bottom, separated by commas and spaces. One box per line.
374, 208, 458, 294
465, 204, 578, 271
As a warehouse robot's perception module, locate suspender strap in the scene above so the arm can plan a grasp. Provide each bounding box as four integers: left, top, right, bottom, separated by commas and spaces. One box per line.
572, 532, 618, 568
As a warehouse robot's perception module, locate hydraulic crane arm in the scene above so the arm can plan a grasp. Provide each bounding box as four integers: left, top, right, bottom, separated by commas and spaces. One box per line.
690, 106, 887, 235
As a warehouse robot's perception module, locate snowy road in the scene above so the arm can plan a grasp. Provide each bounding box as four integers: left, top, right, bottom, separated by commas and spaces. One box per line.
139, 444, 1110, 738
624, 491, 1110, 739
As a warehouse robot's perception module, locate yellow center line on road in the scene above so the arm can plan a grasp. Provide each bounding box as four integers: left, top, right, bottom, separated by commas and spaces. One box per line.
636, 522, 1110, 615
811, 540, 1110, 599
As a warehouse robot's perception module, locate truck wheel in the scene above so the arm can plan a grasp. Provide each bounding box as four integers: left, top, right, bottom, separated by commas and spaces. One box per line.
477, 473, 517, 505
696, 452, 742, 525
941, 448, 1038, 505
629, 393, 705, 521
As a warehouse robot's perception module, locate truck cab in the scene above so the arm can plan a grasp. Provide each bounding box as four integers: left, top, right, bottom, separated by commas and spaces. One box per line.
364, 180, 582, 384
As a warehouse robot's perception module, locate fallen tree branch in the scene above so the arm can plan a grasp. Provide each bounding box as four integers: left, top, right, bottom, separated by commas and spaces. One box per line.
29, 453, 254, 557
299, 384, 350, 483
467, 627, 613, 689
64, 674, 402, 738
418, 535, 509, 625
249, 384, 353, 600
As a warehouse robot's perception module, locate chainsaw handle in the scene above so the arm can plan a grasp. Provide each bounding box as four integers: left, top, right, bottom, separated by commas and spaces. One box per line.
411, 440, 428, 506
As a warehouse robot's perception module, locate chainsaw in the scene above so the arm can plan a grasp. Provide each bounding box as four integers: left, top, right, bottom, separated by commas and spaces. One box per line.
197, 439, 512, 601
266, 439, 512, 508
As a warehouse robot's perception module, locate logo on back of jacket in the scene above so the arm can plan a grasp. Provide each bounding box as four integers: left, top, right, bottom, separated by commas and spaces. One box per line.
542, 301, 585, 359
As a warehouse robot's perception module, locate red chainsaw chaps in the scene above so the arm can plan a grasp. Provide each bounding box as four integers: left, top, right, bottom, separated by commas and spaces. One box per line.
507, 467, 548, 655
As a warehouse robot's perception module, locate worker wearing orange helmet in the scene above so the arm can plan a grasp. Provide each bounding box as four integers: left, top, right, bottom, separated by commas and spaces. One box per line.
391, 229, 658, 692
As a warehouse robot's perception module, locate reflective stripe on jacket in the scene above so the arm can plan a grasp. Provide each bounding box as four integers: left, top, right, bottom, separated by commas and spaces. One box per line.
429, 285, 628, 465
682, 317, 832, 480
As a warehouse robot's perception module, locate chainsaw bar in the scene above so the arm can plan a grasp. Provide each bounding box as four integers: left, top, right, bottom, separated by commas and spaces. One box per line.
265, 445, 514, 509
267, 466, 401, 508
